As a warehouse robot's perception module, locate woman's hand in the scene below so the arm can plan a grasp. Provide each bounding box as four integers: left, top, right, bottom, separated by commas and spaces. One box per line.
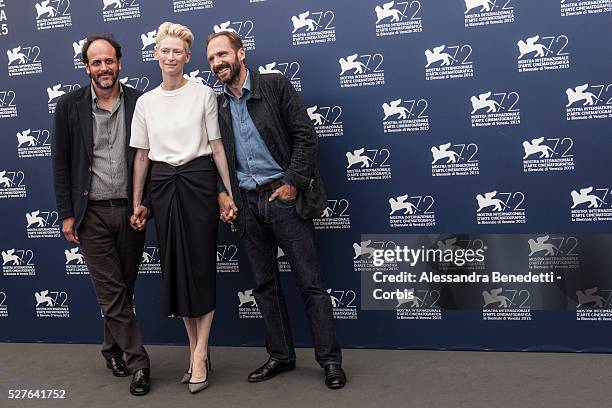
218, 192, 238, 223
130, 205, 150, 231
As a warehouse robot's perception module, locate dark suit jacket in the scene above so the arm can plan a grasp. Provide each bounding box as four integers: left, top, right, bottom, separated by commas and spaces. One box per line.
216, 70, 327, 236
51, 83, 147, 229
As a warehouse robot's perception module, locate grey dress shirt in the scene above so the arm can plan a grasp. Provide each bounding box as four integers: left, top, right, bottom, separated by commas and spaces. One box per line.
89, 85, 128, 200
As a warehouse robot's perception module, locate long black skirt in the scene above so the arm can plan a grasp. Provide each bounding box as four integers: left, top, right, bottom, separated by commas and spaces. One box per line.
150, 155, 218, 317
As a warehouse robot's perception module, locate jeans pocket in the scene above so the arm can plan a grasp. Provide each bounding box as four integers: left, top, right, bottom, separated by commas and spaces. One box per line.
274, 197, 296, 207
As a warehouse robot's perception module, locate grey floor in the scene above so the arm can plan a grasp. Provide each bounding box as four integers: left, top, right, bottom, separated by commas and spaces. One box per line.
0, 343, 610, 408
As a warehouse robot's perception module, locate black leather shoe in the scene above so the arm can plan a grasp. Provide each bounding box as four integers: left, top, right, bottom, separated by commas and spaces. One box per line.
248, 358, 295, 382
324, 364, 346, 389
106, 356, 130, 377
130, 368, 150, 396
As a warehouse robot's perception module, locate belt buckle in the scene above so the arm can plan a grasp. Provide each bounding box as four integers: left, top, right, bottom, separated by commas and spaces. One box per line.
109, 199, 124, 207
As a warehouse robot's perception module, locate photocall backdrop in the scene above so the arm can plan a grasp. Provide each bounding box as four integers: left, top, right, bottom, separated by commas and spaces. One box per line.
1, 0, 612, 351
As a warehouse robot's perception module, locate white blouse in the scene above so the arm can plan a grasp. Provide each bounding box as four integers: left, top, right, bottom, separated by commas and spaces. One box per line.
130, 80, 221, 166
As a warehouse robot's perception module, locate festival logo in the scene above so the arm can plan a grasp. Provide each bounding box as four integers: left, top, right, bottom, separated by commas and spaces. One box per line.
482, 287, 531, 321
35, 289, 70, 318
184, 69, 223, 94
307, 105, 343, 137
470, 90, 520, 127
291, 10, 336, 45
258, 61, 302, 91
0, 292, 7, 317
101, 0, 140, 22
172, 0, 213, 13
561, 0, 612, 17
1, 248, 36, 276
575, 287, 612, 321
464, 0, 514, 27
327, 288, 358, 319
35, 0, 72, 31
120, 76, 150, 92
216, 244, 239, 273
139, 245, 161, 274
72, 37, 86, 69
388, 194, 436, 227
522, 137, 574, 173
0, 89, 17, 118
570, 186, 612, 223
213, 20, 256, 50
339, 53, 385, 88
26, 210, 61, 238
346, 147, 392, 181
237, 288, 262, 319
353, 239, 399, 272
16, 128, 52, 159
314, 199, 351, 230
424, 44, 474, 80
528, 235, 580, 271
375, 1, 422, 37
431, 142, 479, 177
517, 34, 570, 73
140, 29, 157, 62
396, 288, 442, 320
382, 98, 429, 133
565, 83, 612, 121
64, 246, 88, 275
47, 83, 80, 114
476, 190, 526, 225
0, 170, 26, 199
7, 45, 43, 76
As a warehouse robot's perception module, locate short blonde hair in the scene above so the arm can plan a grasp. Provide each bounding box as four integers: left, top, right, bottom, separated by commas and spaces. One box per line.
156, 22, 194, 51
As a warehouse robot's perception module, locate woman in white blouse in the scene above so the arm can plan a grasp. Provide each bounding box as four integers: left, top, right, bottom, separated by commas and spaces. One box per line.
130, 22, 234, 393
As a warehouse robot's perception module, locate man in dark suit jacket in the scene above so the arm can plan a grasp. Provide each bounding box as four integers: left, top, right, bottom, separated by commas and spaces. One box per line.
51, 35, 151, 396
206, 31, 346, 389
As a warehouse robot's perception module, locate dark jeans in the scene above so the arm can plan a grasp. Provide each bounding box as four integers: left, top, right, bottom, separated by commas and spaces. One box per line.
241, 189, 342, 367
77, 204, 149, 372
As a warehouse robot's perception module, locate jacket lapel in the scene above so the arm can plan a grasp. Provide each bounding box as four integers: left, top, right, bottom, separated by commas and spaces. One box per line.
77, 86, 94, 164
218, 96, 237, 169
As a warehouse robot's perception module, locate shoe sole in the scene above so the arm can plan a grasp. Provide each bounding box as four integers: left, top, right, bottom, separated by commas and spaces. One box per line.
247, 365, 295, 383
129, 389, 149, 396
188, 381, 209, 394
326, 382, 346, 389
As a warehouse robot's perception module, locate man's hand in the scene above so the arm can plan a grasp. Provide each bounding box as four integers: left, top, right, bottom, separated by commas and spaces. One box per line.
269, 184, 298, 202
62, 217, 80, 244
130, 205, 150, 231
218, 192, 238, 223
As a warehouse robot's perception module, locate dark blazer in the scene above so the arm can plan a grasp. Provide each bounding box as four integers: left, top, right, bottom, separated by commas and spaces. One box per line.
216, 70, 327, 235
51, 83, 147, 229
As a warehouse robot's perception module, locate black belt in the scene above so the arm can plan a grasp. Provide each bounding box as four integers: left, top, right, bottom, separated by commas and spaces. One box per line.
88, 198, 128, 207
254, 179, 284, 193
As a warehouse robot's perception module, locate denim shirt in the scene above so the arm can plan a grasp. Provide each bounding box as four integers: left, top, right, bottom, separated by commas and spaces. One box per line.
224, 71, 284, 190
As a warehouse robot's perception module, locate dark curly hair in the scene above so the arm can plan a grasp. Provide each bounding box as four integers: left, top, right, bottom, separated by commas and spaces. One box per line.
81, 34, 122, 64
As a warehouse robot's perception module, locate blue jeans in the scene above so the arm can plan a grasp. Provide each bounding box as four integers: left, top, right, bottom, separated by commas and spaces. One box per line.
241, 189, 342, 367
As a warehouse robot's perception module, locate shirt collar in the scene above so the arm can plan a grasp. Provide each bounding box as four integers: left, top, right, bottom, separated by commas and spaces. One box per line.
91, 82, 124, 108
224, 69, 251, 101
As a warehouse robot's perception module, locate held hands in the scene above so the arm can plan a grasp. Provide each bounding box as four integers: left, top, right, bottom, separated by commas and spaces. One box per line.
269, 183, 298, 203
130, 205, 150, 231
218, 192, 238, 223
62, 217, 80, 244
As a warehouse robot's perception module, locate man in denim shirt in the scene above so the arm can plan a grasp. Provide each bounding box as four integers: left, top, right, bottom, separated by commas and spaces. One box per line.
207, 31, 346, 389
